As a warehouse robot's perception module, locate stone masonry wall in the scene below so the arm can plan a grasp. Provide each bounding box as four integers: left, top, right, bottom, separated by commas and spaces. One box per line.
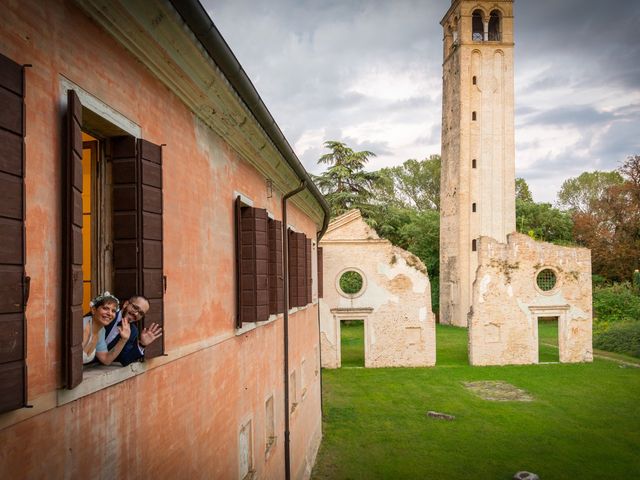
319, 210, 436, 368
469, 233, 593, 366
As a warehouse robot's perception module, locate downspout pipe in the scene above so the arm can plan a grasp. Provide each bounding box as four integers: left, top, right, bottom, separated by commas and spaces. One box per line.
282, 181, 307, 480
169, 0, 330, 241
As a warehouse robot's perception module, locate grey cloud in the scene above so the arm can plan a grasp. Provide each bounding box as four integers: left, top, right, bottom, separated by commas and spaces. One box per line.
525, 105, 614, 128
206, 0, 639, 202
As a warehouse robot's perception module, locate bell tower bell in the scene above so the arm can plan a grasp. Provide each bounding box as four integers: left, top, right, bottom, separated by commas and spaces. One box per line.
439, 0, 516, 327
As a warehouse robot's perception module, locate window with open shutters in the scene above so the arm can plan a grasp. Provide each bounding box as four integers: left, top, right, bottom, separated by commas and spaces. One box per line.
0, 52, 28, 413
63, 91, 165, 389
235, 197, 270, 327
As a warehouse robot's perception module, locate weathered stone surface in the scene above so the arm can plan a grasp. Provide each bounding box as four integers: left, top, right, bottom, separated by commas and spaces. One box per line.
319, 210, 436, 368
469, 233, 593, 366
427, 411, 456, 421
513, 471, 540, 480
463, 381, 533, 402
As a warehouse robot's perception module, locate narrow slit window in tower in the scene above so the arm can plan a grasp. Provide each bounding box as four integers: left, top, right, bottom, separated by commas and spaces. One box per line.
472, 76, 477, 85
472, 203, 477, 212
472, 159, 477, 169
472, 111, 477, 121
472, 239, 477, 251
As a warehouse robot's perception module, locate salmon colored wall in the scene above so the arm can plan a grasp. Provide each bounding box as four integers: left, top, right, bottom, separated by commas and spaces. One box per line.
0, 0, 322, 478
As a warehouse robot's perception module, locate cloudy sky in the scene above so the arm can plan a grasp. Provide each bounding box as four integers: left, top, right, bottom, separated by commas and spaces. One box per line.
204, 0, 640, 203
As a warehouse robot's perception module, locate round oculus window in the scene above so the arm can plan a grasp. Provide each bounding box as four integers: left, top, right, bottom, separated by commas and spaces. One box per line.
339, 270, 364, 295
536, 268, 557, 292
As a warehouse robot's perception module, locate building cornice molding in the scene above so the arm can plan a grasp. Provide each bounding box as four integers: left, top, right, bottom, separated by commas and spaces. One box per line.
74, 0, 323, 225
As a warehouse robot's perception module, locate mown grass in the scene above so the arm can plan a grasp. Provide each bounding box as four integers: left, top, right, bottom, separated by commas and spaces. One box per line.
341, 321, 365, 367
312, 324, 640, 479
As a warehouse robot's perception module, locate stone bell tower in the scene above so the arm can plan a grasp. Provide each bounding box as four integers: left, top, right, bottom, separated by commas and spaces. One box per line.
439, 0, 516, 327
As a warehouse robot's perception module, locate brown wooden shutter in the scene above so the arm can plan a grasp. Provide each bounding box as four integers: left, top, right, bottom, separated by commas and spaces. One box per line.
112, 138, 164, 358
306, 239, 312, 305
0, 53, 28, 411
138, 140, 164, 358
235, 196, 242, 328
296, 233, 306, 307
287, 229, 298, 309
268, 218, 283, 315
62, 90, 84, 389
238, 206, 269, 324
317, 247, 323, 299
112, 136, 139, 300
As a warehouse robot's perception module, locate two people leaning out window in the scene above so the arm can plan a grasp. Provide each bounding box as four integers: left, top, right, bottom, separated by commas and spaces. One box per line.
82, 292, 163, 367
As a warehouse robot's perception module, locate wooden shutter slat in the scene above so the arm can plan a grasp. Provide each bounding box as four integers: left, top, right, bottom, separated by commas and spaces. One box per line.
0, 87, 22, 135
0, 363, 25, 413
62, 89, 84, 389
0, 54, 23, 95
0, 128, 23, 176
0, 218, 22, 265
0, 172, 23, 220
0, 314, 23, 363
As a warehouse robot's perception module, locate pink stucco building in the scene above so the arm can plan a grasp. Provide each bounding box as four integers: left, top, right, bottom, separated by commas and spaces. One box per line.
0, 1, 328, 478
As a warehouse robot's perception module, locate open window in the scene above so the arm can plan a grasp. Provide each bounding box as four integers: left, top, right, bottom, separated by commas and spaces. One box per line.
63, 90, 165, 390
488, 10, 501, 41
0, 53, 28, 413
472, 10, 484, 41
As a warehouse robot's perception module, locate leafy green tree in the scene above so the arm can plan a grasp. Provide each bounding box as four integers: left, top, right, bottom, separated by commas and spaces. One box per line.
515, 200, 574, 244
557, 170, 623, 213
515, 177, 533, 203
314, 141, 379, 217
374, 156, 441, 211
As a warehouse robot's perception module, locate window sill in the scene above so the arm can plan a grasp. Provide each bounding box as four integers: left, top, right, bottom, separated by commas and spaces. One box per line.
57, 362, 147, 406
235, 314, 280, 336
265, 436, 277, 460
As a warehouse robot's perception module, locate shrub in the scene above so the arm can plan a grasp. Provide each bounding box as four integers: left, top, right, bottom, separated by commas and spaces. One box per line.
593, 282, 640, 323
593, 321, 640, 358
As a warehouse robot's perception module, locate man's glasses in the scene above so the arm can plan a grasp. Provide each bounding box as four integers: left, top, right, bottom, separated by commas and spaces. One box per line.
128, 303, 146, 318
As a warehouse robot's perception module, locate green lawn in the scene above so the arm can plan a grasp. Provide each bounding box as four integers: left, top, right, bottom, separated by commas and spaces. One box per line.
312, 324, 640, 479
538, 319, 559, 363
341, 321, 365, 367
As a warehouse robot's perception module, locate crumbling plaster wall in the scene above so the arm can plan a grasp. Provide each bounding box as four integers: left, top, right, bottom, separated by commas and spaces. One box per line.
319, 210, 436, 368
469, 233, 593, 366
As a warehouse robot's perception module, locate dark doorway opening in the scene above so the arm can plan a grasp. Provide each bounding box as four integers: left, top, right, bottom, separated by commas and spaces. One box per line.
341, 320, 364, 367
538, 316, 559, 362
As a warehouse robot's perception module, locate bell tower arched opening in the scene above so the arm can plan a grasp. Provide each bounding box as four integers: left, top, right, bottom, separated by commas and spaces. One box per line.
488, 10, 501, 41
472, 10, 484, 41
